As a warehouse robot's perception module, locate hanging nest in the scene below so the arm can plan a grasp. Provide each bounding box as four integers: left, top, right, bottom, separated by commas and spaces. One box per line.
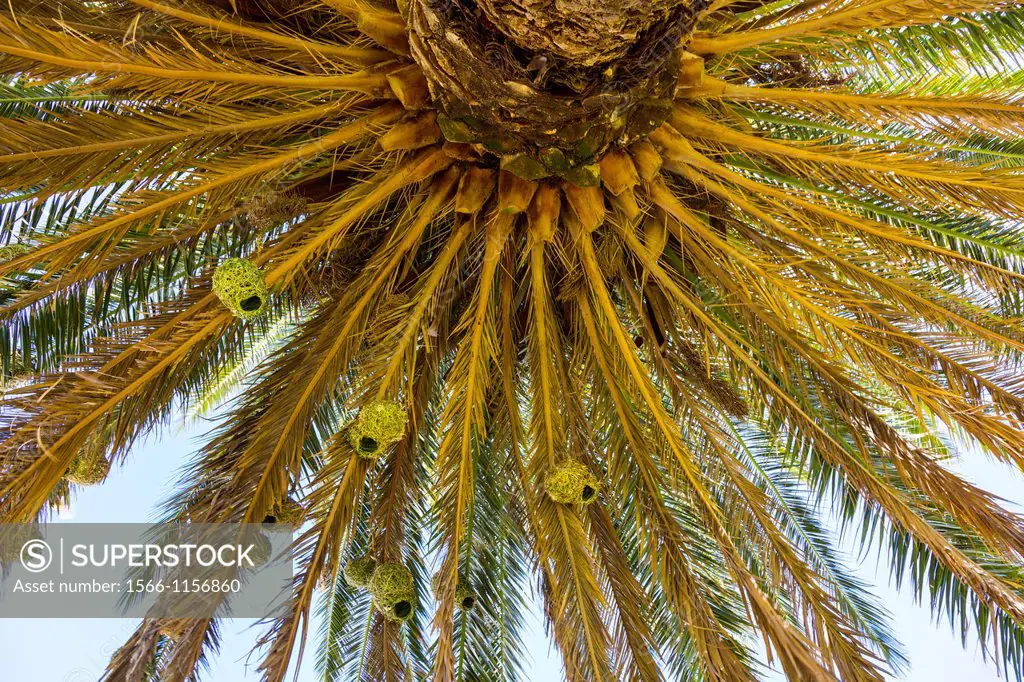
431, 572, 478, 610
456, 581, 477, 610
544, 459, 600, 505
65, 450, 111, 486
262, 497, 305, 529
212, 257, 269, 319
343, 554, 377, 589
0, 524, 39, 566
348, 401, 408, 459
369, 562, 417, 623
0, 243, 30, 264
247, 532, 273, 568
244, 190, 308, 231
274, 498, 305, 528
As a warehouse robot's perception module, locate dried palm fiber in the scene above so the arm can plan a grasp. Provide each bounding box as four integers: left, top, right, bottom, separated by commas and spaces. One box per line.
158, 619, 189, 641
0, 244, 31, 294
544, 459, 600, 505
343, 554, 377, 589
0, 351, 31, 394
348, 400, 408, 458
244, 190, 308, 230
213, 257, 269, 319
65, 449, 110, 486
1, 374, 32, 395
370, 562, 417, 622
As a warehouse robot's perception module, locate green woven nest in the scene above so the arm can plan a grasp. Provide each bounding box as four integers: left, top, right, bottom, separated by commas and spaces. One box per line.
431, 572, 478, 611
369, 562, 417, 622
348, 401, 408, 459
65, 451, 111, 486
0, 243, 30, 264
343, 554, 377, 589
213, 257, 269, 319
544, 459, 600, 505
263, 498, 305, 529
456, 582, 478, 611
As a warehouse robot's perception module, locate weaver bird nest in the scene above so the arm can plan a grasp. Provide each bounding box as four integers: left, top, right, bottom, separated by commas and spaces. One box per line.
213, 257, 269, 319
370, 562, 417, 622
348, 401, 408, 458
244, 190, 309, 231
432, 572, 478, 611
248, 532, 273, 568
65, 451, 111, 486
0, 243, 30, 264
456, 582, 477, 611
343, 554, 378, 589
262, 497, 305, 529
544, 459, 600, 505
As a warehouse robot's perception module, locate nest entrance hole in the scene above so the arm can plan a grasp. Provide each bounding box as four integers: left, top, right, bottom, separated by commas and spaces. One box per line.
240, 295, 263, 312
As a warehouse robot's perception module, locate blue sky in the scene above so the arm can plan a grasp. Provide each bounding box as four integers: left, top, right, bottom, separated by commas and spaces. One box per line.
0, 417, 1019, 681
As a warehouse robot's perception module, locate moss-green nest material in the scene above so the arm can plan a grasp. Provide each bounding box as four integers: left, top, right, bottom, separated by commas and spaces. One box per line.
273, 498, 305, 529
369, 562, 417, 623
348, 401, 408, 459
544, 459, 600, 505
431, 572, 477, 610
0, 243, 30, 264
343, 555, 377, 589
212, 257, 269, 319
455, 582, 478, 611
65, 451, 111, 486
248, 532, 273, 568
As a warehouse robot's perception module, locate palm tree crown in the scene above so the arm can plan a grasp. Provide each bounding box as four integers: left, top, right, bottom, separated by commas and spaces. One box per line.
2, 0, 1024, 680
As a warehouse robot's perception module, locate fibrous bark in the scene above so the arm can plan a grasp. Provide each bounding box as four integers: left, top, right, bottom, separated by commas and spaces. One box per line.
404, 0, 710, 179
474, 0, 687, 66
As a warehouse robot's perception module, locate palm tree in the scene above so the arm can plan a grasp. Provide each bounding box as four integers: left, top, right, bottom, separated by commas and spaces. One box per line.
2, 0, 1024, 678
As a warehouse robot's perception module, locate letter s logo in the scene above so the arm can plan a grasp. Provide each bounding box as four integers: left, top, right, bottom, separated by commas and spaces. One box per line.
21, 539, 52, 573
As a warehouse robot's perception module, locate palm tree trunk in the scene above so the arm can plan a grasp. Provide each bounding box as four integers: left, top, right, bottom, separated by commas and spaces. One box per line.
404, 0, 710, 176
